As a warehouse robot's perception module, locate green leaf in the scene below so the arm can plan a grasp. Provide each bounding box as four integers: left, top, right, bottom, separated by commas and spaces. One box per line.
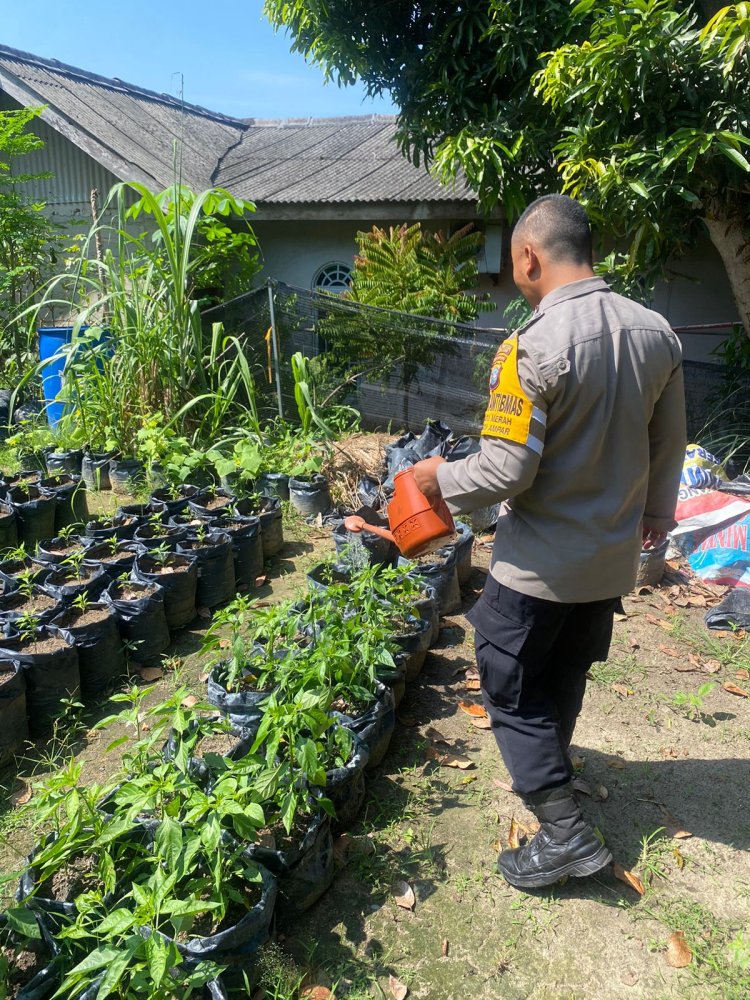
145, 932, 168, 987
717, 143, 750, 172
155, 815, 183, 869
627, 180, 650, 200
95, 908, 136, 937
4, 907, 41, 939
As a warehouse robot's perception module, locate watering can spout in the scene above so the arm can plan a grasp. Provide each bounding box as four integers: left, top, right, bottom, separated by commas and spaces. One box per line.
344, 467, 455, 559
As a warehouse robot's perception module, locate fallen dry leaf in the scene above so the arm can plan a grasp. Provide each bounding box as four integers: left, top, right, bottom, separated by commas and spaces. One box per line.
659, 645, 681, 658
613, 862, 645, 896
620, 971, 639, 987
686, 595, 707, 608
703, 660, 722, 674
392, 881, 416, 911
470, 716, 492, 730
11, 780, 32, 807
138, 666, 163, 682
607, 758, 627, 770
628, 638, 641, 651
645, 614, 672, 631
458, 700, 488, 718
198, 672, 209, 684
254, 575, 268, 588
425, 746, 474, 770
722, 681, 748, 698
735, 668, 750, 681
492, 779, 514, 792
659, 806, 693, 839
218, 638, 231, 649
612, 683, 634, 697
595, 784, 609, 801
425, 727, 450, 745
665, 931, 692, 968
333, 834, 351, 869
507, 816, 522, 850
442, 938, 449, 957
301, 989, 334, 1000
614, 611, 629, 622
196, 606, 211, 619
672, 846, 685, 870
180, 695, 199, 709
464, 678, 481, 691
672, 661, 697, 672
571, 754, 586, 771
572, 777, 592, 796
388, 976, 408, 1000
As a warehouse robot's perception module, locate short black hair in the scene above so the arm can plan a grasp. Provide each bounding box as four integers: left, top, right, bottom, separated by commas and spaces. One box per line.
513, 194, 593, 266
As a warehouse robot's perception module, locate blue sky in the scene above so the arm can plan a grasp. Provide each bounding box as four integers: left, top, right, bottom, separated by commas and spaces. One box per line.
2, 1, 397, 119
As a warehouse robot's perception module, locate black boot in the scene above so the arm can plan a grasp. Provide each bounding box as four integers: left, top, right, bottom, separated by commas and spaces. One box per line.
497, 783, 611, 888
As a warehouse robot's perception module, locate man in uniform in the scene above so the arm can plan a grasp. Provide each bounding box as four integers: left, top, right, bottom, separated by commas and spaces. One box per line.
413, 194, 686, 888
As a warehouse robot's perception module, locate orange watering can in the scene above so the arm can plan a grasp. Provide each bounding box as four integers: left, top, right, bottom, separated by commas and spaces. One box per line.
343, 467, 455, 559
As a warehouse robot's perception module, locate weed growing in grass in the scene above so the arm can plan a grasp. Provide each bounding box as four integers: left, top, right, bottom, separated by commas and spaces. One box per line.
256, 943, 307, 1000
587, 655, 638, 686
635, 827, 671, 886
671, 682, 717, 723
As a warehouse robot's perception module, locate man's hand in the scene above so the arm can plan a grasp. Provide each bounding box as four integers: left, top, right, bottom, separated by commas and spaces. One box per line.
642, 526, 667, 551
412, 456, 447, 503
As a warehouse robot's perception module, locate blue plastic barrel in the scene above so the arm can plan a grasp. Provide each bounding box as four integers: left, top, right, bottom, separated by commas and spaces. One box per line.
38, 326, 74, 428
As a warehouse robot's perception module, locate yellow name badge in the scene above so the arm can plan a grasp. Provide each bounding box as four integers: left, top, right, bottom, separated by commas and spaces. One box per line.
482, 335, 533, 443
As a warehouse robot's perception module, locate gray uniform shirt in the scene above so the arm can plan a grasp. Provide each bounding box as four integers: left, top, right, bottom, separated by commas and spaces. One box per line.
436, 277, 686, 603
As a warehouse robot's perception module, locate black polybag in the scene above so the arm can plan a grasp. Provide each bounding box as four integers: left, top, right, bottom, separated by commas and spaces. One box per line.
335, 681, 395, 771
332, 506, 397, 567
235, 496, 284, 558
0, 589, 65, 627
0, 498, 18, 549
83, 540, 144, 581
101, 579, 170, 665
288, 474, 332, 518
392, 615, 432, 682
357, 474, 383, 510
246, 810, 334, 921
45, 449, 83, 476
326, 731, 370, 833
177, 531, 235, 608
401, 546, 461, 616
206, 662, 273, 736
40, 564, 108, 603
0, 908, 57, 1000
8, 485, 56, 549
209, 515, 264, 587
446, 520, 475, 586
705, 587, 750, 631
39, 475, 88, 531
0, 629, 80, 737
718, 474, 750, 497
81, 449, 115, 491
51, 604, 126, 696
0, 661, 28, 768
132, 552, 198, 629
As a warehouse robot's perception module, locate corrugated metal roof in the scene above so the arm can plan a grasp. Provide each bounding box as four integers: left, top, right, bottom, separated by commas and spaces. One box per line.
217, 118, 474, 203
0, 45, 475, 207
0, 45, 244, 191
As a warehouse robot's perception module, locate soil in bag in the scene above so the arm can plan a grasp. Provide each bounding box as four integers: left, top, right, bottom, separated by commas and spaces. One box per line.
177, 531, 235, 608
412, 583, 440, 647
0, 556, 46, 591
391, 614, 431, 682
326, 732, 369, 834
40, 564, 108, 603
332, 505, 397, 567
248, 810, 334, 921
305, 561, 352, 593
51, 604, 127, 697
0, 911, 56, 1000
235, 495, 283, 558
0, 661, 28, 768
81, 450, 115, 491
133, 522, 188, 551
173, 858, 277, 963
83, 540, 143, 581
206, 661, 273, 736
288, 474, 332, 518
132, 551, 198, 629
187, 488, 236, 519
84, 512, 139, 542
101, 579, 170, 665
0, 498, 18, 550
149, 487, 192, 515
0, 627, 80, 737
334, 681, 395, 771
0, 588, 64, 627
8, 485, 56, 550
402, 546, 461, 616
209, 515, 264, 587
33, 535, 89, 567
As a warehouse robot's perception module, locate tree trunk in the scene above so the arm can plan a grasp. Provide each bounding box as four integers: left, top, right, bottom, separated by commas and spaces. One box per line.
702, 212, 750, 338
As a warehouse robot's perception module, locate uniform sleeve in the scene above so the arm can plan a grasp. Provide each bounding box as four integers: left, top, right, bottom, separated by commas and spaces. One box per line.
436, 346, 548, 514
643, 347, 687, 532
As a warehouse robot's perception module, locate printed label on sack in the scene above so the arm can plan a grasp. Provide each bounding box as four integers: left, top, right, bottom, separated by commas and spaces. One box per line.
482, 335, 533, 444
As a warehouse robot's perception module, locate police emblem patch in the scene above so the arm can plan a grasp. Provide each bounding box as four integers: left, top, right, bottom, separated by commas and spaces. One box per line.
489, 366, 500, 390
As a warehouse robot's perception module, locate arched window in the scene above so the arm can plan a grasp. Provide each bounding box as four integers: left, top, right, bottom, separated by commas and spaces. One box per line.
313, 262, 352, 293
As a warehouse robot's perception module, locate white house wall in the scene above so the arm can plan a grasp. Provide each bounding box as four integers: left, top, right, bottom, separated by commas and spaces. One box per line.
252, 219, 737, 364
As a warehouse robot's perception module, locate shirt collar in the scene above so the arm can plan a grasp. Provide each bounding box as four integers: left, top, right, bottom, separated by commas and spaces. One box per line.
537, 276, 610, 314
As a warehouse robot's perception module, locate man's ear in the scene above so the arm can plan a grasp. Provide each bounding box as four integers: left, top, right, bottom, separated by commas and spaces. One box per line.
524, 245, 541, 280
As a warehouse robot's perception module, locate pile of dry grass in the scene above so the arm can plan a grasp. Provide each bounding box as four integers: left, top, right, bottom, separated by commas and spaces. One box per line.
322, 431, 392, 508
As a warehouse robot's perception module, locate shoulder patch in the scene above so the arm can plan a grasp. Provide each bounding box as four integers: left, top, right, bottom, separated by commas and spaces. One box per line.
482, 335, 533, 444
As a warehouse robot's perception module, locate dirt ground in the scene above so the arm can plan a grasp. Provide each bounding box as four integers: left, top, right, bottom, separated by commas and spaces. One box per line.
1, 509, 749, 1000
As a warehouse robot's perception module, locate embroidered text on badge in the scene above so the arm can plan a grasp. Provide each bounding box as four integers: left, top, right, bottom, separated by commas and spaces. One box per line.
482, 335, 533, 444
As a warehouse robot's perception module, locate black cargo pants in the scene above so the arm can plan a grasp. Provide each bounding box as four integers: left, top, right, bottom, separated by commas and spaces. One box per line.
468, 575, 618, 796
